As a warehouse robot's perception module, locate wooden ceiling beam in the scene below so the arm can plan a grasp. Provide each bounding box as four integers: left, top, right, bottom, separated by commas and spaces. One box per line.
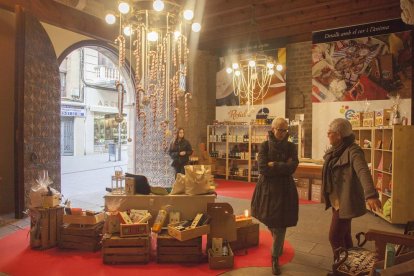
0, 0, 117, 43
199, 6, 402, 50
199, 0, 400, 46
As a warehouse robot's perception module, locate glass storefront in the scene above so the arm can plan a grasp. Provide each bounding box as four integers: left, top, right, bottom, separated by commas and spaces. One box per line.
94, 113, 127, 152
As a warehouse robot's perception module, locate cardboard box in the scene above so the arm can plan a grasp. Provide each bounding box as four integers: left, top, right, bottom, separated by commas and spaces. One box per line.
207, 202, 237, 242
125, 177, 135, 195
168, 223, 210, 241
297, 187, 309, 200
208, 246, 234, 269
63, 212, 104, 225
362, 112, 375, 127
349, 112, 363, 127
42, 195, 60, 208
295, 178, 310, 188
311, 184, 322, 203
230, 222, 259, 251
375, 109, 391, 126
157, 231, 202, 263
104, 212, 120, 234
120, 223, 149, 237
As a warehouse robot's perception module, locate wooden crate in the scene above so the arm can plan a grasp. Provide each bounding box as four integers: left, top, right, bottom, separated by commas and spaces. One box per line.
59, 222, 103, 251
30, 206, 64, 250
102, 234, 150, 264
229, 223, 259, 251
157, 232, 202, 263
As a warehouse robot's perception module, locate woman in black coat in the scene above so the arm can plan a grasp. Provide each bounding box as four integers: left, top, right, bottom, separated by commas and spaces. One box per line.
251, 118, 299, 275
169, 128, 193, 177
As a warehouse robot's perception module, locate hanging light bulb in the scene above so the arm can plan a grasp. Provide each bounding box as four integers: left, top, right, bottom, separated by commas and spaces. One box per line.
174, 30, 181, 40
123, 26, 132, 36
235, 70, 241, 77
226, 68, 233, 74
232, 63, 239, 70
118, 1, 130, 14
153, 0, 164, 12
191, 22, 201, 32
248, 60, 256, 67
105, 13, 116, 24
147, 31, 159, 41
266, 62, 274, 69
276, 64, 283, 71
183, 9, 194, 20
269, 69, 275, 75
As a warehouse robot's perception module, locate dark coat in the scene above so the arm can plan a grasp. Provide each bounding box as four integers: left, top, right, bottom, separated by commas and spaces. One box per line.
168, 138, 193, 169
251, 131, 299, 228
322, 143, 378, 219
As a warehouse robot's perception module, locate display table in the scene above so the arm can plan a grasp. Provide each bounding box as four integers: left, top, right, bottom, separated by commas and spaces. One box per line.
104, 194, 216, 222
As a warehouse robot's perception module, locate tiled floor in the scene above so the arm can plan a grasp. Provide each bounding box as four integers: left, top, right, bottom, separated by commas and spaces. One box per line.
0, 152, 406, 275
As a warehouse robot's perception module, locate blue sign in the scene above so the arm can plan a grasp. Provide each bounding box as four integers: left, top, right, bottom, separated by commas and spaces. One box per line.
61, 105, 86, 117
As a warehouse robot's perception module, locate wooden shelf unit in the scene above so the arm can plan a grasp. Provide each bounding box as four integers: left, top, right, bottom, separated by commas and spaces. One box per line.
207, 124, 303, 182
353, 126, 414, 224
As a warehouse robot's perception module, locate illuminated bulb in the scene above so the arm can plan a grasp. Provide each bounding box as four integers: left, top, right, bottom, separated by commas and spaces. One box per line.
226, 68, 233, 74
123, 26, 132, 36
269, 69, 275, 75
105, 13, 116, 24
191, 22, 201, 32
118, 2, 130, 14
232, 63, 239, 70
266, 62, 274, 69
153, 0, 164, 12
235, 70, 241, 76
147, 31, 158, 41
276, 64, 283, 71
248, 60, 256, 67
183, 9, 194, 20
174, 31, 181, 40
252, 73, 258, 80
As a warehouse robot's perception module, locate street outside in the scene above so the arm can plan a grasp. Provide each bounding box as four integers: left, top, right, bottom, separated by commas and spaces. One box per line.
61, 150, 128, 211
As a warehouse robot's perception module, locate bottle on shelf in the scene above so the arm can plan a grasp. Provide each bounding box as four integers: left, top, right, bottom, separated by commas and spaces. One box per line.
222, 240, 229, 256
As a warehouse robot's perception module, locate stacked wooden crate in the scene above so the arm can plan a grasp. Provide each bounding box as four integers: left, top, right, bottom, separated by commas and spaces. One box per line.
59, 222, 103, 251
30, 206, 64, 250
102, 234, 150, 264
157, 231, 203, 263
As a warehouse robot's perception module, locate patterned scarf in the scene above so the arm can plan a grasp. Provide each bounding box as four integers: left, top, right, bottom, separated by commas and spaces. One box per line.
322, 134, 355, 194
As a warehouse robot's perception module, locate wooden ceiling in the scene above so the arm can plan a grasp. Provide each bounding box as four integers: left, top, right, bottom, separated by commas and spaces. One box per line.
0, 0, 403, 52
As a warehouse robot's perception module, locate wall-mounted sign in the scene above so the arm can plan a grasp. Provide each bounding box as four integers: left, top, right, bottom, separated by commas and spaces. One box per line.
61, 105, 86, 117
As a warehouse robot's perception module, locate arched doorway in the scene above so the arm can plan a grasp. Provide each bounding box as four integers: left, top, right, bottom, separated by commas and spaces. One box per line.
58, 41, 135, 209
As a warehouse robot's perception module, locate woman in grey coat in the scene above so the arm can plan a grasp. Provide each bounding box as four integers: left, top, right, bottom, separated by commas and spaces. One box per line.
251, 118, 299, 275
322, 118, 381, 262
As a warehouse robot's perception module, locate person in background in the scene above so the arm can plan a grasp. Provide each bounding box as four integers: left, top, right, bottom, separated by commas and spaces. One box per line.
251, 118, 299, 275
322, 118, 381, 274
169, 128, 193, 177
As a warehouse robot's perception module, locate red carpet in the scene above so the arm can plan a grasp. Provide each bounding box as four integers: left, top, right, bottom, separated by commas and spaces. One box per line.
214, 179, 317, 204
0, 228, 294, 276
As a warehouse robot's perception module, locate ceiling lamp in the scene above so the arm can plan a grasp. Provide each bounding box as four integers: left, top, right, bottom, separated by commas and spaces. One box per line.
225, 4, 282, 113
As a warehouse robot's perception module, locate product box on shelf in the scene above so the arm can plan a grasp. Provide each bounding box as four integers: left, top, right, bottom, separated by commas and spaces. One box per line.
230, 222, 259, 251
59, 222, 103, 251
120, 222, 149, 237
208, 245, 234, 269
311, 184, 322, 203
375, 109, 391, 126
63, 212, 104, 225
297, 186, 310, 200
104, 211, 120, 234
30, 206, 64, 250
349, 112, 363, 127
157, 231, 202, 263
102, 233, 150, 264
168, 223, 210, 241
362, 112, 375, 127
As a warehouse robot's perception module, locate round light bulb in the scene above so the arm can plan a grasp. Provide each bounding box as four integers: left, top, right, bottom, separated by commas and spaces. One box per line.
118, 2, 130, 14
147, 31, 158, 41
235, 70, 241, 77
226, 68, 233, 74
266, 62, 274, 69
248, 60, 256, 67
183, 10, 194, 20
123, 26, 132, 36
105, 13, 116, 24
252, 73, 258, 80
153, 0, 164, 12
174, 31, 181, 40
276, 64, 283, 71
268, 69, 275, 75
232, 63, 239, 70
191, 22, 201, 32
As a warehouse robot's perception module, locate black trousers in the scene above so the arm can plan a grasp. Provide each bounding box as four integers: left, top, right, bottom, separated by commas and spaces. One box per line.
329, 208, 353, 260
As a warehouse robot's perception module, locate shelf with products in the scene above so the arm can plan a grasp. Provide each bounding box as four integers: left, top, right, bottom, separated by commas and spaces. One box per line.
354, 125, 414, 224
207, 123, 303, 182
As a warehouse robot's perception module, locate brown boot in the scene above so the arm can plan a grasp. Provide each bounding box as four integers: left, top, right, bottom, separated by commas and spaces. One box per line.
272, 257, 281, 275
